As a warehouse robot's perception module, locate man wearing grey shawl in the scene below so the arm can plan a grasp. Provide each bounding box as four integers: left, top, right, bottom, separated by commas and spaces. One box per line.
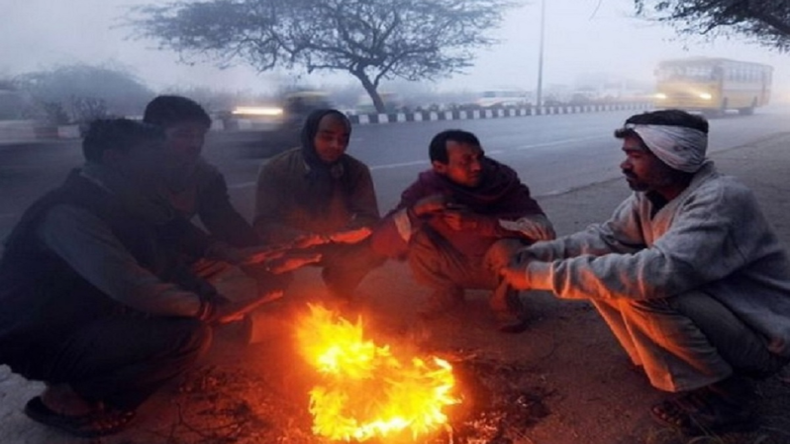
501, 109, 790, 436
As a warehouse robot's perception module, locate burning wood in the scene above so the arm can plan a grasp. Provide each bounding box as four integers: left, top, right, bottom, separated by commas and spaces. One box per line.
296, 304, 459, 442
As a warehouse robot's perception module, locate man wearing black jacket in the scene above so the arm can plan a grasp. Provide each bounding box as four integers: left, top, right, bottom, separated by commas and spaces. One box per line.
0, 119, 274, 438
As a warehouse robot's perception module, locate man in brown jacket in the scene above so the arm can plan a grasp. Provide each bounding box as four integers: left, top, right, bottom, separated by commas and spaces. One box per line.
254, 109, 384, 303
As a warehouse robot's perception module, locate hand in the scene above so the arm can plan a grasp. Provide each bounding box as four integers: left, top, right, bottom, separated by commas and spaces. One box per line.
235, 245, 288, 265
265, 252, 322, 274
209, 290, 285, 324
441, 209, 481, 231
328, 227, 372, 244
292, 233, 330, 249
499, 263, 531, 290
411, 194, 447, 217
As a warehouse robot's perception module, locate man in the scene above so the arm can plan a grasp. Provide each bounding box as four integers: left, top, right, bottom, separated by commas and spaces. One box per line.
254, 108, 384, 303
501, 109, 790, 434
370, 129, 555, 332
0, 119, 275, 438
143, 95, 314, 292
143, 95, 260, 248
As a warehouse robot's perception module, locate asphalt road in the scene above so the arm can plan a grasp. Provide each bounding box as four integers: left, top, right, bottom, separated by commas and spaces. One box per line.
2, 105, 789, 241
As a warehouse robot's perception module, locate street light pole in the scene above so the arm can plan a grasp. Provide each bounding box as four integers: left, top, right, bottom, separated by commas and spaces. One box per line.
536, 0, 546, 108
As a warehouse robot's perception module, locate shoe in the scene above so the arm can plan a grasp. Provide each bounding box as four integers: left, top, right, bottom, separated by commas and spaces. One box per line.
24, 396, 135, 438
418, 288, 465, 320
649, 377, 756, 436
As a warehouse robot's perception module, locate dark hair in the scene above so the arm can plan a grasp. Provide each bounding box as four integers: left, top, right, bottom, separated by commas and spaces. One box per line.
82, 118, 165, 163
142, 95, 211, 128
429, 129, 482, 163
614, 109, 709, 139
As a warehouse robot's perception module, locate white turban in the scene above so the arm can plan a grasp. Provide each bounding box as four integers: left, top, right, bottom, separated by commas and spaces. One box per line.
626, 124, 708, 173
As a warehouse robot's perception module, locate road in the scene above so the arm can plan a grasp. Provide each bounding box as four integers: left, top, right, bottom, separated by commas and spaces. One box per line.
2, 105, 789, 240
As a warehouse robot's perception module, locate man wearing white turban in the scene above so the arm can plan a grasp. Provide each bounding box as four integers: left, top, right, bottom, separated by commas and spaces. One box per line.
501, 109, 790, 436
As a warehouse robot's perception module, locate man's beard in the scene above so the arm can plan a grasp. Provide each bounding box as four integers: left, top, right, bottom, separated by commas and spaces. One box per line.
623, 171, 675, 192
624, 172, 648, 191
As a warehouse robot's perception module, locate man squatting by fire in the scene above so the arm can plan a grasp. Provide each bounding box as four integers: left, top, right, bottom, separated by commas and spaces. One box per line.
0, 119, 291, 438
501, 109, 790, 435
371, 129, 556, 333
254, 108, 385, 304
143, 95, 318, 295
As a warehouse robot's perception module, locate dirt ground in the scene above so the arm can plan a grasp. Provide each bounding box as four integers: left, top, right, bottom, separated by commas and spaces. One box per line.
3, 131, 790, 444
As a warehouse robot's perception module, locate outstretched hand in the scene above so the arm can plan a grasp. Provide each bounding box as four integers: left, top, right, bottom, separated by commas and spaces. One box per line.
292, 233, 331, 249
265, 252, 322, 274
328, 226, 372, 244
210, 290, 285, 325
236, 245, 288, 265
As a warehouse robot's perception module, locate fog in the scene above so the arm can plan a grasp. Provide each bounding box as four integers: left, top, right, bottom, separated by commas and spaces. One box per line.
2, 0, 789, 98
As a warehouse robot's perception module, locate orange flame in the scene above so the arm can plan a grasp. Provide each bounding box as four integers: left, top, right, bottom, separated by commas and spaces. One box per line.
296, 304, 458, 442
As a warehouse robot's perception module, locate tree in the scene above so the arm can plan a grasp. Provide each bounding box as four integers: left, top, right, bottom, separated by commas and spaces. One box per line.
129, 0, 515, 113
14, 63, 154, 124
634, 0, 790, 51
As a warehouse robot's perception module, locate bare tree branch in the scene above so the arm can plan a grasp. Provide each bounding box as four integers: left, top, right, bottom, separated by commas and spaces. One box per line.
634, 0, 790, 51
126, 0, 518, 112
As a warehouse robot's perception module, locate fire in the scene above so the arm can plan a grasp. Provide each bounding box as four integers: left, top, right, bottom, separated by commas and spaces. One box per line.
296, 304, 458, 442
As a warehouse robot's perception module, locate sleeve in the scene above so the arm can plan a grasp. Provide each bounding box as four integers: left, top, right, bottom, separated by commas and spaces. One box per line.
197, 170, 261, 247
497, 213, 556, 242
525, 188, 746, 301
473, 171, 551, 240
525, 194, 647, 262
369, 181, 427, 258
346, 164, 381, 229
253, 162, 308, 242
37, 205, 203, 317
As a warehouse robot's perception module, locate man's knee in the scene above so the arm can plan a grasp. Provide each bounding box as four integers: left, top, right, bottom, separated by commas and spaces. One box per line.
406, 230, 444, 269
173, 319, 213, 361
409, 230, 440, 256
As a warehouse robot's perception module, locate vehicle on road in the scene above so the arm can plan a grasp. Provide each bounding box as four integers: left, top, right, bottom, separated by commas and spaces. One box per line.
653, 57, 773, 116
475, 89, 531, 108
233, 90, 332, 158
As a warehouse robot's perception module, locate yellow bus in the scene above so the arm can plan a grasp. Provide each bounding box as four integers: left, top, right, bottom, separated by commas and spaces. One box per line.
653, 57, 773, 115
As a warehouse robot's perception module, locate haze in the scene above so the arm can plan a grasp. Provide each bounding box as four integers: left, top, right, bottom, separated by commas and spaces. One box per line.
2, 0, 789, 98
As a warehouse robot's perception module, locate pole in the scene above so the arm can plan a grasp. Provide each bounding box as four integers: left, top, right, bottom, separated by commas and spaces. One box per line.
536, 0, 546, 108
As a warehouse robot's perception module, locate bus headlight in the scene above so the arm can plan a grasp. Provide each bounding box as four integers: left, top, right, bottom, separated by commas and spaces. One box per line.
654, 93, 667, 100
699, 93, 712, 100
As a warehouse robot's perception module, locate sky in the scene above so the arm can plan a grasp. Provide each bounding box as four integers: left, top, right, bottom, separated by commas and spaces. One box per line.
2, 0, 790, 97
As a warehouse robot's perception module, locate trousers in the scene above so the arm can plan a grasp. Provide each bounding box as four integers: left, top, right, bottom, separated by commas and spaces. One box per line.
10, 316, 211, 410
593, 290, 787, 392
407, 228, 526, 314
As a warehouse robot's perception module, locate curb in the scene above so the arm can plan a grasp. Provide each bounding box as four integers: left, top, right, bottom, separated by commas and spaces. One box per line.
347, 102, 652, 125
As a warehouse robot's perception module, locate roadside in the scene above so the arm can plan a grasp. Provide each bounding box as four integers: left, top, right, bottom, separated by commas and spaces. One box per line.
2, 131, 790, 444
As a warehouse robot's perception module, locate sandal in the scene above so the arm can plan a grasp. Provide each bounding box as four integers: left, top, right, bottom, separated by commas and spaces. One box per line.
650, 388, 756, 436
24, 396, 135, 438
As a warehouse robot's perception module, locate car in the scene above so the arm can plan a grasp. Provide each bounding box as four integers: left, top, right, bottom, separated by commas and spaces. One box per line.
235, 91, 333, 158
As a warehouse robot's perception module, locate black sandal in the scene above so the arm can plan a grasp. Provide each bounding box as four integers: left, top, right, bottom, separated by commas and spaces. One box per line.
24, 396, 135, 438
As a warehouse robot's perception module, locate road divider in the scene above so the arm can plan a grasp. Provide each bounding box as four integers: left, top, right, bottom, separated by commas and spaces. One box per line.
347, 102, 651, 125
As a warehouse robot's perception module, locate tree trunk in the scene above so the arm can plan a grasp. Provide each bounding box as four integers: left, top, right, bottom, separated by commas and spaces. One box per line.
354, 72, 386, 114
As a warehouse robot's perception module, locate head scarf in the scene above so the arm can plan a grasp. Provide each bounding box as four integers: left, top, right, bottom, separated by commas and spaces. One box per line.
626, 123, 708, 173
299, 109, 353, 211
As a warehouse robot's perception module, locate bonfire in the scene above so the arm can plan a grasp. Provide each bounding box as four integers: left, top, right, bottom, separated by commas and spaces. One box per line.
295, 304, 459, 442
